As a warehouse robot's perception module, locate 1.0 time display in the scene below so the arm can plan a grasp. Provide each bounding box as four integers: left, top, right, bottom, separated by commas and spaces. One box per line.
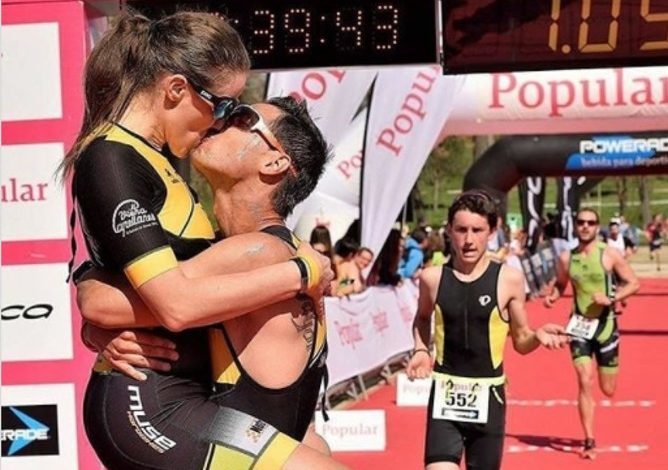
442, 0, 668, 74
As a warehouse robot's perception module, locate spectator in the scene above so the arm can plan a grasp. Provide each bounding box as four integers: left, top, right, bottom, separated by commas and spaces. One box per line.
398, 228, 428, 279
645, 214, 664, 271
606, 220, 636, 259
367, 228, 403, 287
354, 247, 374, 285
309, 224, 333, 259
332, 237, 364, 296
509, 228, 528, 256
424, 231, 447, 268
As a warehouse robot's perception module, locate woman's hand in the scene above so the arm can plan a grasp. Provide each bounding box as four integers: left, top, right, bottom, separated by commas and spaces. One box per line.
82, 323, 179, 381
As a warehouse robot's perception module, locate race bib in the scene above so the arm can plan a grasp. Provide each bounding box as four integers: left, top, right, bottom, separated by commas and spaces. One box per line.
566, 314, 599, 340
432, 374, 493, 424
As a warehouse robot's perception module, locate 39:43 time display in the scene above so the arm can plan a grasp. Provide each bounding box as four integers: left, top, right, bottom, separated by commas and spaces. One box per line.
221, 0, 438, 70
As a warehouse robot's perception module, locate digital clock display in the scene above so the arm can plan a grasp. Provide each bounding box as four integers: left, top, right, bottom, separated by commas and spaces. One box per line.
126, 0, 439, 70
442, 0, 668, 74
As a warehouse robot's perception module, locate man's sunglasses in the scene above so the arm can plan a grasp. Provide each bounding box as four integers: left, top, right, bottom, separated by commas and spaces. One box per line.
576, 219, 598, 227
188, 79, 238, 121
220, 104, 289, 157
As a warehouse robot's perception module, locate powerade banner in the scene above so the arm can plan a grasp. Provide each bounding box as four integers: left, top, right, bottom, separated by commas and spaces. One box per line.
1, 405, 59, 457
464, 131, 668, 214
565, 136, 668, 172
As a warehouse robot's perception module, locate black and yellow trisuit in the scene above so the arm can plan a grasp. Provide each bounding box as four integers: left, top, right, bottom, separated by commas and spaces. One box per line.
76, 124, 302, 470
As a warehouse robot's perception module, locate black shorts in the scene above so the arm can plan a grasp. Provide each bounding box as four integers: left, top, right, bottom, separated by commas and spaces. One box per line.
569, 314, 620, 371
83, 371, 298, 470
424, 382, 506, 470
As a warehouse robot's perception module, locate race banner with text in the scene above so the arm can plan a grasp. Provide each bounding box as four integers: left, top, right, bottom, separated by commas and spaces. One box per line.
361, 67, 463, 258
325, 282, 418, 387
289, 109, 367, 242
444, 67, 668, 135
266, 69, 376, 149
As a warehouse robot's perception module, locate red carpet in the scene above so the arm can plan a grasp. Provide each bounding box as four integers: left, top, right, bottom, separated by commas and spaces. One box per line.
333, 278, 668, 469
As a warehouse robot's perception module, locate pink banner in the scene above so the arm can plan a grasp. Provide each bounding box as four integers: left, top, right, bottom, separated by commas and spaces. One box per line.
1, 2, 102, 468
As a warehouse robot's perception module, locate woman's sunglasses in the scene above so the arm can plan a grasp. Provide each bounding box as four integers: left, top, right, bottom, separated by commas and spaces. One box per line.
188, 79, 238, 121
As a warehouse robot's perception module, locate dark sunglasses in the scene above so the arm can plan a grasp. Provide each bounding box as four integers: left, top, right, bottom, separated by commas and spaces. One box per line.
220, 104, 289, 157
188, 79, 238, 121
576, 219, 598, 227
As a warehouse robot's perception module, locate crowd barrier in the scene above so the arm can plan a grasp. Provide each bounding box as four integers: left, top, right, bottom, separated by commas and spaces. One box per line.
323, 282, 419, 401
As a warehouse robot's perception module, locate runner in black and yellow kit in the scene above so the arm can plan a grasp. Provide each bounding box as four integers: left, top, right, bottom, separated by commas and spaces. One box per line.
63, 12, 336, 470
407, 191, 569, 470
75, 99, 341, 468
545, 208, 639, 459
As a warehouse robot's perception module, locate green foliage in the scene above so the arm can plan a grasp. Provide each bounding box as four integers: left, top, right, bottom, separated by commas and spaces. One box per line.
414, 136, 475, 223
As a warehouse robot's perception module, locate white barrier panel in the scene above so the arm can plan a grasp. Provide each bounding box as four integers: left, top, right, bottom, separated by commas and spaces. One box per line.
316, 410, 386, 452
325, 282, 418, 387
1, 263, 73, 362
1, 384, 78, 467
1, 23, 63, 122
396, 373, 431, 407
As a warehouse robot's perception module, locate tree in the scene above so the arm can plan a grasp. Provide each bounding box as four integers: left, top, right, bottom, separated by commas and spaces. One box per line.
415, 136, 474, 224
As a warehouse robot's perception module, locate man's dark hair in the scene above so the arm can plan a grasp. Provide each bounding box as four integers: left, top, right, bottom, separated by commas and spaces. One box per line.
447, 190, 498, 228
267, 97, 332, 218
334, 237, 360, 258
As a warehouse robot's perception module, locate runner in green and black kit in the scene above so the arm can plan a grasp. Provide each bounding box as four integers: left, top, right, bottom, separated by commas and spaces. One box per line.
407, 190, 569, 470
546, 208, 639, 460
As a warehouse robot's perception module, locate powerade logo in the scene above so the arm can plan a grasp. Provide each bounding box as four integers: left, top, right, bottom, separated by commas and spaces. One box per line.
1, 405, 59, 457
566, 136, 668, 170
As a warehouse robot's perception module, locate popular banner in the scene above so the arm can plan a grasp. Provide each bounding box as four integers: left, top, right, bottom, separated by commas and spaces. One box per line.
325, 282, 418, 387
288, 109, 367, 241
444, 67, 668, 136
361, 66, 463, 258
266, 69, 376, 149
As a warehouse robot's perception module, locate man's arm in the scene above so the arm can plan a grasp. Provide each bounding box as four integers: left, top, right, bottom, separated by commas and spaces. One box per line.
505, 265, 569, 354
607, 246, 640, 302
406, 267, 440, 380
79, 233, 298, 329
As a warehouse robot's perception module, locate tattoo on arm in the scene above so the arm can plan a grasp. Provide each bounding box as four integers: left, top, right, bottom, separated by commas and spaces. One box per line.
292, 298, 316, 350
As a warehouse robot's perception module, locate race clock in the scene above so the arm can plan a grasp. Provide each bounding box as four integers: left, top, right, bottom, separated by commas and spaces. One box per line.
442, 0, 668, 74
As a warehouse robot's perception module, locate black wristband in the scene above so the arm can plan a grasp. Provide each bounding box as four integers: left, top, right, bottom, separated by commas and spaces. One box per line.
291, 257, 310, 294
411, 348, 431, 358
